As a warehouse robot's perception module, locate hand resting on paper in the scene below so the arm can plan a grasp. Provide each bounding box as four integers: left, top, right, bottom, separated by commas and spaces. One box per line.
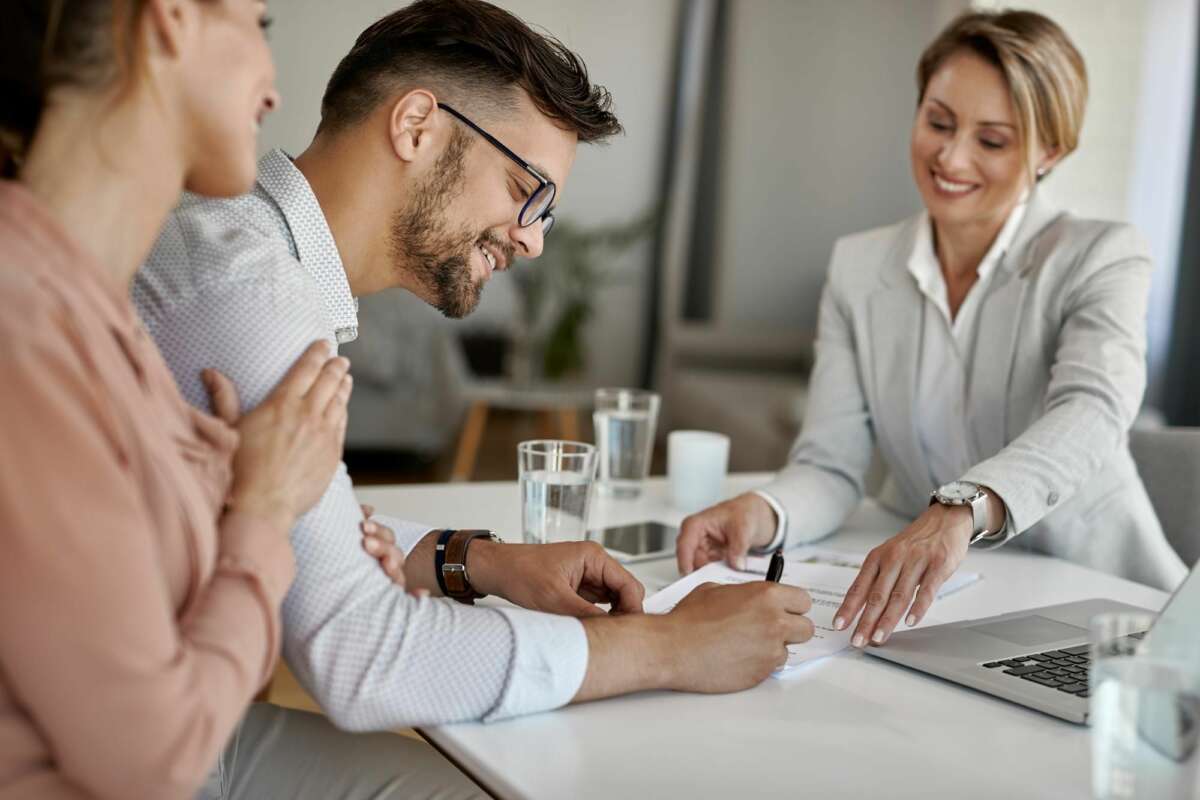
834, 503, 976, 648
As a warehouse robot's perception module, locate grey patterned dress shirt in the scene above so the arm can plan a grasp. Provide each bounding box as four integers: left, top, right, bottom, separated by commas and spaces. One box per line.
133, 149, 588, 729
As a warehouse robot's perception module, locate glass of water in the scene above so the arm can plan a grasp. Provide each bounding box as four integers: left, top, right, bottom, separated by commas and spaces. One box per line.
518, 440, 596, 544
1090, 612, 1200, 800
592, 388, 660, 499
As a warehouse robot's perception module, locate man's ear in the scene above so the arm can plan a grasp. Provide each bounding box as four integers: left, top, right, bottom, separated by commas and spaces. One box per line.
389, 90, 440, 164
142, 0, 193, 61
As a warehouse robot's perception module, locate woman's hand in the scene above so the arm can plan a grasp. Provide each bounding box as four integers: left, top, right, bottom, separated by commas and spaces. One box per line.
834, 503, 972, 647
358, 504, 430, 597
675, 493, 779, 574
205, 341, 352, 531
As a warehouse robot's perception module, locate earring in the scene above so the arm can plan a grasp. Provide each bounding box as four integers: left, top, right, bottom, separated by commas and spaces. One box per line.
1036, 166, 1047, 177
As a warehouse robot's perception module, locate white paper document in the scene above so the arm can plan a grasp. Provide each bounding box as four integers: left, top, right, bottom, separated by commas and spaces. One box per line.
643, 547, 980, 677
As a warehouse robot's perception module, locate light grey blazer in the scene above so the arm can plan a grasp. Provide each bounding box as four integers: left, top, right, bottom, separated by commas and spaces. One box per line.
761, 190, 1187, 590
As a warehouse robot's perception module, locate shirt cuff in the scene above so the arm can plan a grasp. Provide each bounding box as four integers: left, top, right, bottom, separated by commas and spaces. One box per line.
483, 607, 588, 723
369, 513, 434, 556
970, 499, 1012, 548
750, 490, 787, 553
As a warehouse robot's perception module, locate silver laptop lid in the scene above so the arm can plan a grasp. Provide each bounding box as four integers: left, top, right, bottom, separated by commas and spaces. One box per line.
1143, 556, 1200, 663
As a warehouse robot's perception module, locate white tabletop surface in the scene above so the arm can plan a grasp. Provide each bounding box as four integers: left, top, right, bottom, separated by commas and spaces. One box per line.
357, 475, 1170, 800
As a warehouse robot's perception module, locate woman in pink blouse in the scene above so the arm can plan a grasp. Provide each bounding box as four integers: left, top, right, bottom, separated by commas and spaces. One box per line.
0, 2, 353, 798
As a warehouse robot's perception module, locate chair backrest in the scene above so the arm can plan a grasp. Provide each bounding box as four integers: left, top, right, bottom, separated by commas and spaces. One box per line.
1128, 427, 1200, 567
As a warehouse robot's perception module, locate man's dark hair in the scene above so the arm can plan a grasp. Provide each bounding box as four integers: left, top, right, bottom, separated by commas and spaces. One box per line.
318, 0, 622, 143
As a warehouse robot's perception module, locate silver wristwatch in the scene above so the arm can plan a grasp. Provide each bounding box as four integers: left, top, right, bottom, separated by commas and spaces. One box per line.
930, 481, 994, 544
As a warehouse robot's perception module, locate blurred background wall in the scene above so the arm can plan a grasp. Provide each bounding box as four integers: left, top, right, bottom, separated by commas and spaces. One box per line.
255, 0, 1199, 480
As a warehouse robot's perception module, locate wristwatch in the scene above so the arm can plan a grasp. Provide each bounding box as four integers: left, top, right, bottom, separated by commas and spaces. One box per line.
434, 529, 501, 604
930, 481, 995, 544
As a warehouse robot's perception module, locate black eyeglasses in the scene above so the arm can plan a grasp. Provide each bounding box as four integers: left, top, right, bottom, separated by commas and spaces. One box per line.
439, 103, 556, 237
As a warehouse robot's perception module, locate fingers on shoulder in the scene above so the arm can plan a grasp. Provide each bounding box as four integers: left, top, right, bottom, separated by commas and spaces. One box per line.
202, 368, 241, 423
282, 340, 335, 391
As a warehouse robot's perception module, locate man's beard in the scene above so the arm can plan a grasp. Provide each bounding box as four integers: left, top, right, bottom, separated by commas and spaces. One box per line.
389, 128, 488, 319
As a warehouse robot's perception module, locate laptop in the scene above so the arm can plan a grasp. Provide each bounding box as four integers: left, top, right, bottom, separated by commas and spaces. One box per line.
865, 559, 1200, 724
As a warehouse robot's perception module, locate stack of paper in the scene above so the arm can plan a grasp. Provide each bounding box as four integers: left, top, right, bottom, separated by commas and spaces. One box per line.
643, 547, 981, 678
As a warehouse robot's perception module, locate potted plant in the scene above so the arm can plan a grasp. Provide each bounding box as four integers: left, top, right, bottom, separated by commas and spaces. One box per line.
509, 211, 655, 382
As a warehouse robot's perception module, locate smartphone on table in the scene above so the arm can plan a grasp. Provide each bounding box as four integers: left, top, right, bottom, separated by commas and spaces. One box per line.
586, 521, 677, 563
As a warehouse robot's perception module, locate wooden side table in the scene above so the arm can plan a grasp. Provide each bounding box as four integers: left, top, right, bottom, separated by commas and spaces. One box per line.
450, 379, 595, 482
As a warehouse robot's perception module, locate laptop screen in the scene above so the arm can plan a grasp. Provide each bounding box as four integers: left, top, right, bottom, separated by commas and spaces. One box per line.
1142, 555, 1200, 661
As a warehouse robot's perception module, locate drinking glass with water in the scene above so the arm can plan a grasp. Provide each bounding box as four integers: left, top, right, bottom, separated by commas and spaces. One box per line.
593, 388, 660, 499
518, 440, 596, 544
1090, 612, 1200, 800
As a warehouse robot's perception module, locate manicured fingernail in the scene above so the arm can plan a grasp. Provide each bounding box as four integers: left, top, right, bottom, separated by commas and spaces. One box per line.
906, 614, 916, 627
364, 538, 380, 553
834, 617, 846, 631
872, 628, 885, 644
852, 633, 865, 648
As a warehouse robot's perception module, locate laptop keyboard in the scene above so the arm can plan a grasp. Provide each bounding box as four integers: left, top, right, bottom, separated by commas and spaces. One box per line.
980, 632, 1146, 699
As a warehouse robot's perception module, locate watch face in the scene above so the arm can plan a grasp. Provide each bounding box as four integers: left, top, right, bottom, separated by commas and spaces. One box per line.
939, 481, 980, 502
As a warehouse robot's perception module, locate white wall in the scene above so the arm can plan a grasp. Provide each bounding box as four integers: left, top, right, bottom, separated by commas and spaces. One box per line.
978, 0, 1149, 222
713, 0, 960, 333
259, 0, 679, 388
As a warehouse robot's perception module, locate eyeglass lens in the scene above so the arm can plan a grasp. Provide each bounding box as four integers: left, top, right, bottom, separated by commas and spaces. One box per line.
519, 183, 556, 229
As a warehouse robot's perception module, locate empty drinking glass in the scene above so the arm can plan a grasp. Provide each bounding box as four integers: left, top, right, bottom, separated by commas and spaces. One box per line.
1090, 612, 1200, 800
592, 388, 660, 499
518, 440, 596, 544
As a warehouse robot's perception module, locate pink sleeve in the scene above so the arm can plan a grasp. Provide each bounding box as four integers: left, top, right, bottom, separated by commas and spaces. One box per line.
0, 327, 293, 800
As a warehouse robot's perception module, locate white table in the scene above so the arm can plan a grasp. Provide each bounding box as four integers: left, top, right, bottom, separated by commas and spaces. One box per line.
358, 475, 1169, 800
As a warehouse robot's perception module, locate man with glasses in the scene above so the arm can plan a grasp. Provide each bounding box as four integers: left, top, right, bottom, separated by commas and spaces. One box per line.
135, 0, 813, 788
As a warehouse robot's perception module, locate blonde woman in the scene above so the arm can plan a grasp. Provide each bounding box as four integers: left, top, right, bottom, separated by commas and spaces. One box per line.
0, 1, 360, 798
678, 10, 1185, 648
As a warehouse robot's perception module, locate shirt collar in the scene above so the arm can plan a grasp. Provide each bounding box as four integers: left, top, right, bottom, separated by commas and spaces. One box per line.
255, 148, 359, 344
907, 197, 1029, 301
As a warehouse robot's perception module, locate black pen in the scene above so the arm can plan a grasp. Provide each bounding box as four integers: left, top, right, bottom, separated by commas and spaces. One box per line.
765, 547, 785, 583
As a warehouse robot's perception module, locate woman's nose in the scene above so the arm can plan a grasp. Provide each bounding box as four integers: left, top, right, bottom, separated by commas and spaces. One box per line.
937, 135, 971, 173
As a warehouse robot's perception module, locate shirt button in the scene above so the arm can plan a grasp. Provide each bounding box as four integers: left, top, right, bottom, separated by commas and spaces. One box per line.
1047, 491, 1059, 506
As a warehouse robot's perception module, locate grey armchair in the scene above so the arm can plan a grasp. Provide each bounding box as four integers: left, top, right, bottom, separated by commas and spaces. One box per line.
1129, 427, 1200, 567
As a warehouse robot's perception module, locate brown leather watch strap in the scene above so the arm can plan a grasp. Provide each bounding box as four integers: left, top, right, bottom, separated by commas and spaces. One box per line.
440, 529, 495, 604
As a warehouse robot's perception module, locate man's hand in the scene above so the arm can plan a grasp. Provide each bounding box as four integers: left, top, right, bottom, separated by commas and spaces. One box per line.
469, 540, 645, 618
359, 504, 428, 597
570, 581, 815, 703
676, 492, 779, 574
662, 582, 815, 692
834, 503, 972, 648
